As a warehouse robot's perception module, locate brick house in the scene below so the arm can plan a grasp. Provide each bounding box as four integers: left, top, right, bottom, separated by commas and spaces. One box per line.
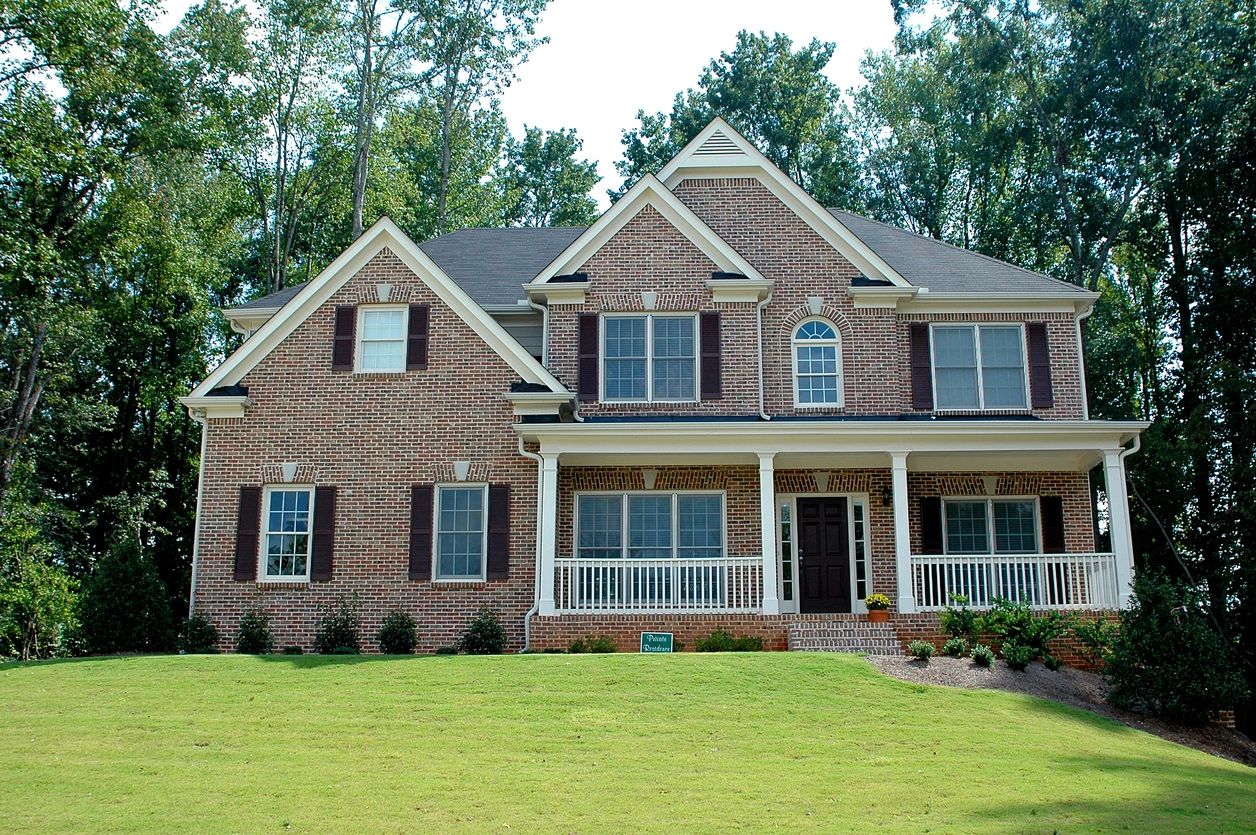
182, 119, 1147, 653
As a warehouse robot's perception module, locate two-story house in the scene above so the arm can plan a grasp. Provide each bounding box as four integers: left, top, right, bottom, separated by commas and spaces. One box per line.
182, 119, 1147, 653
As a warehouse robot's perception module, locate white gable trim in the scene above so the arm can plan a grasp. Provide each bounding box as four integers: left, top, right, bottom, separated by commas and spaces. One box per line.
658, 118, 912, 288
528, 173, 768, 286
189, 217, 567, 398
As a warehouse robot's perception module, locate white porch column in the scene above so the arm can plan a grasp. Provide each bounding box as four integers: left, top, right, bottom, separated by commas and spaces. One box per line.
758, 452, 780, 615
537, 453, 560, 616
1103, 449, 1135, 608
891, 451, 916, 614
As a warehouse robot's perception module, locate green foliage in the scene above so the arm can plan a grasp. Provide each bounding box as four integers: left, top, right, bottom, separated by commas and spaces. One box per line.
376, 608, 417, 655
434, 645, 458, 655
0, 506, 78, 660
941, 636, 969, 658
313, 595, 362, 655
1073, 618, 1117, 668
864, 593, 891, 610
76, 537, 174, 655
178, 614, 220, 654
458, 608, 506, 655
500, 126, 599, 227
281, 645, 303, 655
907, 640, 934, 660
1104, 573, 1248, 725
694, 631, 764, 652
939, 594, 977, 640
978, 599, 1071, 661
970, 644, 995, 668
235, 609, 273, 654
1043, 655, 1064, 672
568, 635, 617, 654
1001, 641, 1033, 671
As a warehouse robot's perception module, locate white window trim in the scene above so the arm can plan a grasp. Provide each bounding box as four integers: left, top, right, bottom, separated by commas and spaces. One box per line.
941, 496, 1042, 556
355, 304, 409, 374
599, 313, 699, 404
433, 483, 489, 582
929, 323, 1031, 412
775, 493, 870, 615
258, 485, 315, 583
791, 317, 845, 409
572, 490, 727, 560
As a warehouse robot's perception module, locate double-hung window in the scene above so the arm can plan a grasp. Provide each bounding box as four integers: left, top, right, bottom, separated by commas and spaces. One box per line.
793, 319, 843, 407
602, 315, 696, 402
261, 487, 313, 581
358, 306, 408, 372
932, 324, 1028, 410
435, 485, 487, 580
576, 493, 725, 560
944, 497, 1040, 604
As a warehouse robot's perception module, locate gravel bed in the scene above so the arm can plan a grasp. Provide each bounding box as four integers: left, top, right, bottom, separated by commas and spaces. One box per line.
868, 654, 1256, 767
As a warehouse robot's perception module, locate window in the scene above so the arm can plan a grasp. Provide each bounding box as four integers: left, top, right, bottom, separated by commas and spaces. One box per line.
944, 499, 1039, 555
575, 492, 724, 560
932, 325, 1027, 410
358, 306, 407, 372
779, 502, 794, 602
602, 315, 696, 402
261, 487, 313, 581
793, 319, 843, 407
435, 485, 487, 580
852, 500, 869, 601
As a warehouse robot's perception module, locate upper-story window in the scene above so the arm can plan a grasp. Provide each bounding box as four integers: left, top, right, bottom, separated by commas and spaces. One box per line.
793, 319, 843, 408
358, 306, 408, 372
603, 314, 696, 402
932, 324, 1027, 410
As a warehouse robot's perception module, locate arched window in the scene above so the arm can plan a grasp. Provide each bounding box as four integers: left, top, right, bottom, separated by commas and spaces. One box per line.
793, 319, 843, 407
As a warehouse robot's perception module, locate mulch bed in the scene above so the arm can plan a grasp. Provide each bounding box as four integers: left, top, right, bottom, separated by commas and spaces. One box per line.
868, 654, 1256, 767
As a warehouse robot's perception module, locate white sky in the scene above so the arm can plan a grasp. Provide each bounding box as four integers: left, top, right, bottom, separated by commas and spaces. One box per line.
154, 0, 900, 203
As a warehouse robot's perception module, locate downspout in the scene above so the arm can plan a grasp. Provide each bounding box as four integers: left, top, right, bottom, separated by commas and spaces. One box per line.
526, 296, 549, 368
516, 434, 545, 651
756, 291, 774, 420
1076, 304, 1094, 420
186, 411, 209, 618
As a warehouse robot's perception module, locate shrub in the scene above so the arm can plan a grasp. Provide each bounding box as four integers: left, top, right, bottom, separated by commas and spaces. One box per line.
458, 608, 506, 655
971, 644, 995, 668
940, 594, 977, 640
313, 594, 361, 654
377, 608, 417, 655
77, 536, 174, 655
569, 635, 617, 654
1043, 655, 1064, 672
941, 636, 969, 658
1001, 640, 1033, 671
434, 645, 458, 655
235, 609, 273, 654
694, 630, 764, 652
1073, 618, 1117, 668
979, 598, 1071, 661
178, 614, 220, 654
907, 639, 934, 660
864, 593, 892, 610
281, 645, 303, 655
1104, 573, 1248, 725
0, 515, 79, 660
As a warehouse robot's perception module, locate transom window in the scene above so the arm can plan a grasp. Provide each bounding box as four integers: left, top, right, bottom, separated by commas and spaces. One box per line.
576, 493, 724, 560
792, 319, 843, 407
932, 324, 1027, 410
944, 498, 1039, 555
261, 487, 313, 581
358, 306, 408, 372
602, 315, 696, 402
436, 485, 487, 580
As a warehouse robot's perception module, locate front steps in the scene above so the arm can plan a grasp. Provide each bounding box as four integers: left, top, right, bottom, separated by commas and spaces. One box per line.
787, 620, 902, 655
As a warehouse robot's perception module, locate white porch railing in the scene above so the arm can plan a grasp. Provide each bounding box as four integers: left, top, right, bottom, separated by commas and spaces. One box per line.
910, 552, 1119, 610
554, 557, 763, 613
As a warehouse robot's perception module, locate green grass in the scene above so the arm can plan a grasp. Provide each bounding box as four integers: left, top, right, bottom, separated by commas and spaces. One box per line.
1, 654, 1252, 832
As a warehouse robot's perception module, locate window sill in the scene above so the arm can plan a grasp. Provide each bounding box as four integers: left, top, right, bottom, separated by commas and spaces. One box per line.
255, 579, 312, 586
428, 579, 489, 589
352, 370, 409, 377
932, 408, 1032, 415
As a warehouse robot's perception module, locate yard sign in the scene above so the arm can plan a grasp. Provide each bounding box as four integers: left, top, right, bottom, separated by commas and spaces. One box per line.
640, 632, 673, 653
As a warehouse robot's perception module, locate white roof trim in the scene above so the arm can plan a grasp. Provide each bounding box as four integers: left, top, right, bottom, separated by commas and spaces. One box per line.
659, 118, 912, 289
190, 217, 567, 398
529, 173, 767, 285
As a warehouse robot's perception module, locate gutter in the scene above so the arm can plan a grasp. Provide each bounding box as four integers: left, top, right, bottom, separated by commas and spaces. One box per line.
186, 412, 209, 618
1076, 304, 1094, 420
516, 435, 545, 652
756, 291, 773, 420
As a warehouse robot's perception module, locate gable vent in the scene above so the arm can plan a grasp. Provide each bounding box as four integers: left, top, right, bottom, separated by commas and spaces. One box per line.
693, 130, 743, 156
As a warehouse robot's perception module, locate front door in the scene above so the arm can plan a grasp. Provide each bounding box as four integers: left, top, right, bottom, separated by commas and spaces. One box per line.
797, 497, 851, 613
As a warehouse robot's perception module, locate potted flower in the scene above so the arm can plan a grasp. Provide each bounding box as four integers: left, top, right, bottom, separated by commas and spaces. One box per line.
864, 593, 892, 623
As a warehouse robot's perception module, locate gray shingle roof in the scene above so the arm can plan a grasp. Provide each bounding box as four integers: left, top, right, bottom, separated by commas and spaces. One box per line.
419, 226, 585, 307
234, 283, 304, 310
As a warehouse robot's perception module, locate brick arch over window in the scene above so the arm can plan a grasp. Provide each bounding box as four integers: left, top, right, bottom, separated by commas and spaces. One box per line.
781, 305, 852, 410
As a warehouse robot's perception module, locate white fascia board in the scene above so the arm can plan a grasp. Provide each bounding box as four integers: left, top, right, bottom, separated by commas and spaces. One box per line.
849, 287, 920, 309
658, 118, 912, 289
897, 293, 1098, 315
180, 395, 250, 420
190, 218, 567, 398
523, 281, 590, 305
705, 277, 774, 303
528, 173, 767, 286
222, 307, 278, 336
504, 391, 573, 417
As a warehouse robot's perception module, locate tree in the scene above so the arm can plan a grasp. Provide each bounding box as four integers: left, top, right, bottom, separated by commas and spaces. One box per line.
76, 535, 174, 654
0, 502, 77, 660
500, 126, 599, 227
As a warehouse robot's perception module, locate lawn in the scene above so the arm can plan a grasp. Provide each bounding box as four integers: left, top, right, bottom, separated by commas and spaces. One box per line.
1, 653, 1252, 832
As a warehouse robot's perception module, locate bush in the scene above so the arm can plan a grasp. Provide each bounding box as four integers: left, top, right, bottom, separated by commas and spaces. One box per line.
178, 614, 219, 654
979, 598, 1071, 661
434, 645, 458, 655
76, 536, 174, 655
235, 609, 273, 654
458, 608, 506, 655
1104, 573, 1248, 725
313, 594, 361, 654
1001, 640, 1033, 671
1073, 618, 1117, 667
907, 639, 934, 660
377, 608, 417, 655
568, 635, 617, 654
1043, 655, 1064, 672
971, 644, 995, 668
281, 645, 303, 655
940, 594, 977, 640
0, 513, 78, 660
941, 636, 969, 658
694, 630, 763, 652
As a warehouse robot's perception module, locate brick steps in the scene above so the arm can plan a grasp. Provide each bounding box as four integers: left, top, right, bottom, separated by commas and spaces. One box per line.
787, 621, 902, 655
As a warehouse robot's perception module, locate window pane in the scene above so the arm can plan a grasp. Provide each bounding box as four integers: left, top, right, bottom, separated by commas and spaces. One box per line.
994, 501, 1037, 553
604, 317, 646, 358
362, 309, 405, 340
577, 496, 622, 559
360, 340, 405, 372
603, 317, 647, 400
796, 320, 837, 340
436, 487, 483, 578
264, 489, 312, 578
628, 495, 672, 559
980, 327, 1027, 408
945, 501, 989, 554
934, 327, 980, 409
651, 317, 695, 400
796, 343, 840, 404
678, 495, 722, 558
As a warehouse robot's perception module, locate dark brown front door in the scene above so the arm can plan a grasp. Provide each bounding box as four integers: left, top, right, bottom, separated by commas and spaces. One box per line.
798, 497, 851, 613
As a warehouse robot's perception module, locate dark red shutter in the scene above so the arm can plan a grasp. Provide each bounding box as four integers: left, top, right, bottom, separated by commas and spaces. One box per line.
406, 304, 430, 370
699, 312, 722, 400
577, 313, 599, 402
910, 323, 933, 410
234, 486, 262, 581
409, 485, 433, 581
332, 305, 356, 371
1026, 322, 1054, 408
487, 485, 510, 579
310, 486, 336, 581
920, 496, 944, 554
1040, 496, 1065, 554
